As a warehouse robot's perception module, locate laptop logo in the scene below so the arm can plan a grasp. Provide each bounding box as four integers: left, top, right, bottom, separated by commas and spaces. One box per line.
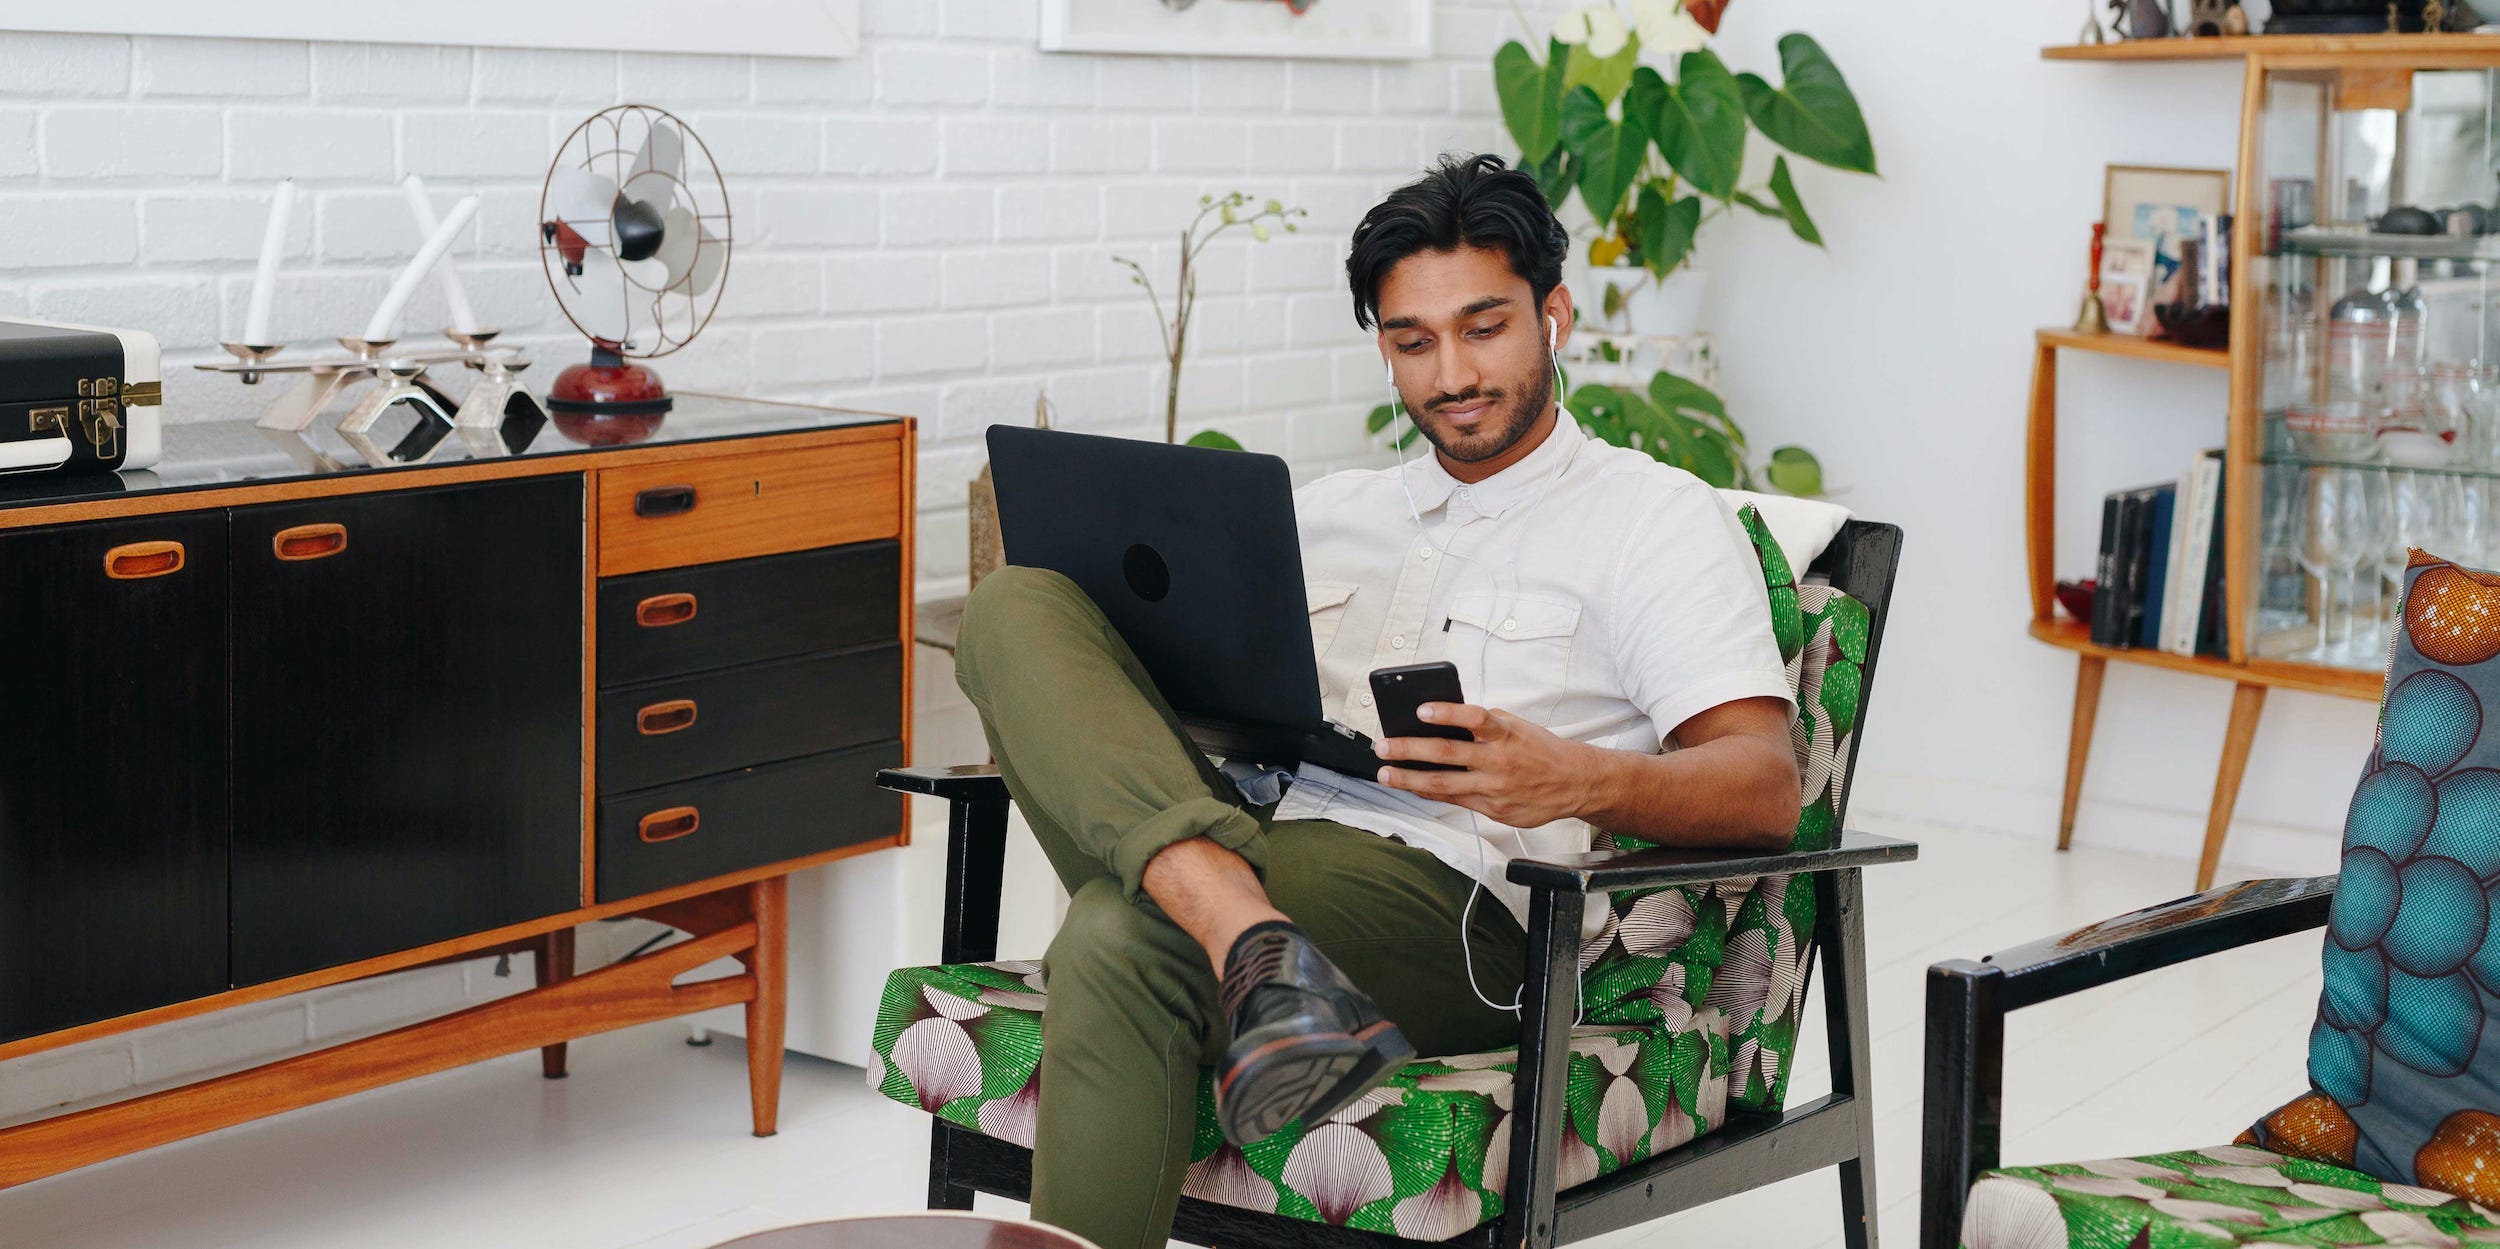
1124, 543, 1170, 603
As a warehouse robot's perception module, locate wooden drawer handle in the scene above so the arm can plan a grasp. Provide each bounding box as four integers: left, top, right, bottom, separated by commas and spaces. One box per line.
636, 699, 698, 736
634, 485, 697, 518
635, 592, 698, 627
103, 540, 185, 580
638, 806, 700, 843
273, 523, 348, 561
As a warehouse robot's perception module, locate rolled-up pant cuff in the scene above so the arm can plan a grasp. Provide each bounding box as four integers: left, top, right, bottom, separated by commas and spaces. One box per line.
1109, 796, 1266, 903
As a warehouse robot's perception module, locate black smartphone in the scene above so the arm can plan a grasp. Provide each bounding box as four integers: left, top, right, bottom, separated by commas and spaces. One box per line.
1369, 661, 1471, 772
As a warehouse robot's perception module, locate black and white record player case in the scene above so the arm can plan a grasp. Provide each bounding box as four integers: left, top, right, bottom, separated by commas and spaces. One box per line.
0, 319, 163, 475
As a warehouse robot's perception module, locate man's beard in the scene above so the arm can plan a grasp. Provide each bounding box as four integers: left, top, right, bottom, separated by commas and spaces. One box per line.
1402, 352, 1555, 466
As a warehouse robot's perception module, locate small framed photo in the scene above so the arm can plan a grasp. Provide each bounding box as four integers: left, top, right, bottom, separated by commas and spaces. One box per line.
2099, 237, 2157, 335
2105, 164, 2231, 312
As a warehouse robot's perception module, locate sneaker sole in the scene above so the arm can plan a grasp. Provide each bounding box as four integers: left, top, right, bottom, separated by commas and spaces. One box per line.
1300, 1019, 1417, 1125
1215, 1028, 1368, 1146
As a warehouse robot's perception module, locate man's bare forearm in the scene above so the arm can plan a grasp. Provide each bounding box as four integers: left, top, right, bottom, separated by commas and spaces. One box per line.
1574, 732, 1800, 852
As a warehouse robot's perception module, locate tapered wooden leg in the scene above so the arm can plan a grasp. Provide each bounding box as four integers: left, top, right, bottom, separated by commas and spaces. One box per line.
2199, 683, 2268, 891
2057, 656, 2107, 850
745, 874, 788, 1138
534, 927, 575, 1079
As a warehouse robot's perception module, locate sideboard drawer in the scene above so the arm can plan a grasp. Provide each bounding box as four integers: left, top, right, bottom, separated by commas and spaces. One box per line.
597, 442, 902, 576
598, 643, 903, 793
597, 541, 901, 687
596, 740, 904, 902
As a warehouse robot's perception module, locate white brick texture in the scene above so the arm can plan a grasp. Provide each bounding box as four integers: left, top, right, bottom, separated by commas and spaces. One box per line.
0, 4, 1548, 1115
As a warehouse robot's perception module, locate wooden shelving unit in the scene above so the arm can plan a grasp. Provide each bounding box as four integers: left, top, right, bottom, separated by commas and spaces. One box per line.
2034, 35, 2500, 888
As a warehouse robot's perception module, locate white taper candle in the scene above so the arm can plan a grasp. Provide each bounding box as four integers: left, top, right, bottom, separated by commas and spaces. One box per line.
243, 180, 294, 346
363, 194, 479, 343
399, 175, 481, 335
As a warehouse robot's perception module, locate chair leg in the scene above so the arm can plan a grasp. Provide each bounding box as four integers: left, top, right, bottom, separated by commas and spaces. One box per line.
1498, 888, 1586, 1249
927, 1121, 977, 1211
1821, 869, 1881, 1249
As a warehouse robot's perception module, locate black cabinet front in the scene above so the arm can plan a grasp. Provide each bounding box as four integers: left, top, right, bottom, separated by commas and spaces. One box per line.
229, 477, 584, 985
0, 513, 231, 1043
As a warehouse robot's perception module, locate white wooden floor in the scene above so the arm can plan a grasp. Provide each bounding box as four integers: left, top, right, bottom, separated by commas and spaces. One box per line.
0, 820, 2323, 1249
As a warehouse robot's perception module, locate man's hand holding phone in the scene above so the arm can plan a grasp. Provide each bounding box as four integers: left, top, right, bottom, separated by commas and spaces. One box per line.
1370, 662, 1598, 829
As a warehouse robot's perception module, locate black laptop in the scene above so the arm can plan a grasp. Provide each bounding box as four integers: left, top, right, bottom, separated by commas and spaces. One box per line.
986, 424, 1383, 777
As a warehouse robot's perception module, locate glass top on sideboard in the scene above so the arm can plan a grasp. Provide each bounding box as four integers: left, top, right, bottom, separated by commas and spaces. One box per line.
0, 393, 904, 514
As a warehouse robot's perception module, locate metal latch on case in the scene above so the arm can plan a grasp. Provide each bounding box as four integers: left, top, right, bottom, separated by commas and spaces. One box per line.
79, 399, 120, 461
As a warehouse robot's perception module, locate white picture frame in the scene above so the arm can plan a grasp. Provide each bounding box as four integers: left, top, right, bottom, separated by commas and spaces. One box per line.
2099, 237, 2157, 336
4, 0, 860, 59
1041, 0, 1434, 60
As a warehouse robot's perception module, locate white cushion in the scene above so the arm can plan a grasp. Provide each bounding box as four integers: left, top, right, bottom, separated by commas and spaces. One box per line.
1719, 489, 1852, 576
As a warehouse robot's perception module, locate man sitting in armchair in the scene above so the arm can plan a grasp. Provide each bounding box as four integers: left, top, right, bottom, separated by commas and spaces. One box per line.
951, 152, 1802, 1249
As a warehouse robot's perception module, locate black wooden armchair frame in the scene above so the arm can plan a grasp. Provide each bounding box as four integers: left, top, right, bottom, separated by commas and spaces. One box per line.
881, 520, 1917, 1249
1918, 873, 2339, 1249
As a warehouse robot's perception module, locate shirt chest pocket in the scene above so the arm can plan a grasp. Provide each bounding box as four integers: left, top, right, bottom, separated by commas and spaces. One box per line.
1306, 582, 1359, 659
1442, 593, 1582, 723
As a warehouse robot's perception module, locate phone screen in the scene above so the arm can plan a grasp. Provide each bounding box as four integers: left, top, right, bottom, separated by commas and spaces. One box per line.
1370, 661, 1469, 771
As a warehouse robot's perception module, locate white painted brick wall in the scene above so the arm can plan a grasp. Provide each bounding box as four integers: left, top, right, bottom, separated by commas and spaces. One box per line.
0, 0, 1551, 1123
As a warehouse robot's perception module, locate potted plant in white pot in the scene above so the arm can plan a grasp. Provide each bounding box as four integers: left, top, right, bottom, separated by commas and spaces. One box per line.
1391, 0, 1875, 495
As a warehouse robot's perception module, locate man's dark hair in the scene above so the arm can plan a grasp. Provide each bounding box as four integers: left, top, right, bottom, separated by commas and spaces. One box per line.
1345, 153, 1570, 331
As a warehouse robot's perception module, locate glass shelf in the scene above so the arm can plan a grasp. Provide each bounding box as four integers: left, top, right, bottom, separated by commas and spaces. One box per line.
2262, 452, 2500, 479
2277, 227, 2500, 262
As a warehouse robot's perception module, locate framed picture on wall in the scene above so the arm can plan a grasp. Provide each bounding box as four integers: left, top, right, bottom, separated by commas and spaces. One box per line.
2104, 164, 2231, 314
1041, 0, 1434, 59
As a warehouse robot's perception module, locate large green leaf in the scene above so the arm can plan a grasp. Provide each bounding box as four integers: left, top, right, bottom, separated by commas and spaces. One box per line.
1561, 30, 1641, 106
1559, 85, 1647, 226
1665, 411, 1740, 486
1494, 39, 1573, 165
1766, 155, 1823, 246
1766, 445, 1825, 496
1634, 187, 1701, 279
1647, 368, 1727, 420
1184, 428, 1243, 451
1649, 51, 1746, 201
1736, 34, 1877, 176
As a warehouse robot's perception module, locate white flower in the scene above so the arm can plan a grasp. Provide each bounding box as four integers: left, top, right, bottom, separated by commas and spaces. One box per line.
1582, 6, 1629, 57
1635, 0, 1711, 57
1552, 5, 1595, 44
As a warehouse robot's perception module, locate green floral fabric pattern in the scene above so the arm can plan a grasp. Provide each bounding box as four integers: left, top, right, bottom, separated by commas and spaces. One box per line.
872, 959, 1731, 1240
1961, 1144, 2500, 1247
868, 504, 1866, 1240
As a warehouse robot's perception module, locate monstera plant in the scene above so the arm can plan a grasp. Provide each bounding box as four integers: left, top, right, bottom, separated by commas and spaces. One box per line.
1385, 0, 1871, 495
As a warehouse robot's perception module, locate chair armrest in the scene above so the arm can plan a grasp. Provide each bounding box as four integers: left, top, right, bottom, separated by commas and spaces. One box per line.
1504, 830, 1918, 895
1917, 874, 2334, 1249
877, 764, 1009, 804
1942, 873, 2335, 1011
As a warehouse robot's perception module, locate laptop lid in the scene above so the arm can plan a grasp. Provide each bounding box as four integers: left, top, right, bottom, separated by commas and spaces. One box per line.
987, 425, 1323, 730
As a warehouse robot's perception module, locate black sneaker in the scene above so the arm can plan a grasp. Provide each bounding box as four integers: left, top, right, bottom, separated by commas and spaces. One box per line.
1214, 922, 1416, 1146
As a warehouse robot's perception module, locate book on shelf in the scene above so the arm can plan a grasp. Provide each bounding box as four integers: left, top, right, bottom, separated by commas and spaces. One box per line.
2085, 451, 2229, 657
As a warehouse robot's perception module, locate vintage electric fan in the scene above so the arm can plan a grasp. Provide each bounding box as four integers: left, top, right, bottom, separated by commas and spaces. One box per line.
538, 104, 732, 436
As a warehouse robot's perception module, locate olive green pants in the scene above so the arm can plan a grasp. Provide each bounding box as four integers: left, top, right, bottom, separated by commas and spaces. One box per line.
953, 566, 1528, 1249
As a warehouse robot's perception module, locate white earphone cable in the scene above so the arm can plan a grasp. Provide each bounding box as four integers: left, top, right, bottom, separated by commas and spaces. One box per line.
1388, 313, 1581, 1023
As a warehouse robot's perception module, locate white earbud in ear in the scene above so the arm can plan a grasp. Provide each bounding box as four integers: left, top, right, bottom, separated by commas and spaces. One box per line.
1546, 315, 1560, 352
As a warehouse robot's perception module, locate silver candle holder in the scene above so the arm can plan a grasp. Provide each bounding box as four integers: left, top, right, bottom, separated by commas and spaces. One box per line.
199, 328, 538, 436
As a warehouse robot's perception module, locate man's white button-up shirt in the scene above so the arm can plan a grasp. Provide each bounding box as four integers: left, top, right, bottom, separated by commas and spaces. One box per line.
1263, 413, 1794, 936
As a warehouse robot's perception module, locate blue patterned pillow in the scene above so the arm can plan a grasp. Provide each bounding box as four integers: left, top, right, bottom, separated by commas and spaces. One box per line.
2246, 551, 2500, 1199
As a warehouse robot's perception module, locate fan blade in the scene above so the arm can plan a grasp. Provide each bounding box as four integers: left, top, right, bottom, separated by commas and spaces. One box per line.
653, 205, 698, 287
547, 166, 615, 227
566, 247, 632, 344
687, 222, 726, 297
547, 220, 591, 276
632, 118, 685, 185
620, 255, 670, 290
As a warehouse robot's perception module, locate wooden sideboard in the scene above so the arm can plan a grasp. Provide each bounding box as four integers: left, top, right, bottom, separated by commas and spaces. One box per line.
0, 394, 914, 1187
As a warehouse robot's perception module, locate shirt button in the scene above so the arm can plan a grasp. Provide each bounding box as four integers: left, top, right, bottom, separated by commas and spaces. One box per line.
1419, 547, 1433, 561
1391, 635, 1407, 649
1457, 488, 1472, 499
1501, 618, 1518, 632
1358, 692, 1374, 707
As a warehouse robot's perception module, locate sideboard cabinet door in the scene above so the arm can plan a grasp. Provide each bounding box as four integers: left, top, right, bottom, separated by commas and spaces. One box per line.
228, 477, 584, 985
0, 513, 230, 1043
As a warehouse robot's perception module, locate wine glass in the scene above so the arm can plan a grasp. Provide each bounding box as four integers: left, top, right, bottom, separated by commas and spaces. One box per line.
2261, 466, 2307, 641
2354, 469, 2397, 660
2330, 467, 2381, 665
2296, 467, 2355, 662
